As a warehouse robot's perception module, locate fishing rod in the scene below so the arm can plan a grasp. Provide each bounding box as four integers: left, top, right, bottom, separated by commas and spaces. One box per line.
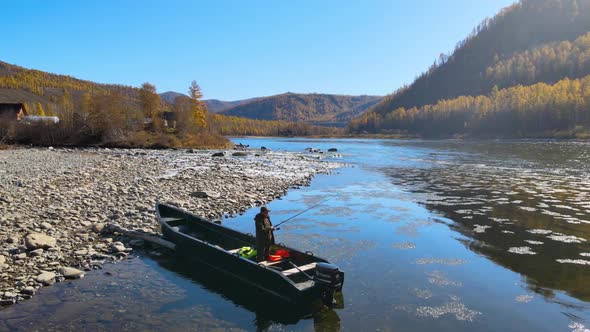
274, 197, 334, 230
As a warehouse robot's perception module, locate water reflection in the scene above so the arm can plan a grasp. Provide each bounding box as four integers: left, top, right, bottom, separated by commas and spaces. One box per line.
153, 254, 343, 331
381, 140, 590, 301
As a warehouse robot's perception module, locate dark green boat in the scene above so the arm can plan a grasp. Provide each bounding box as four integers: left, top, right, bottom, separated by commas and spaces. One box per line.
156, 203, 344, 306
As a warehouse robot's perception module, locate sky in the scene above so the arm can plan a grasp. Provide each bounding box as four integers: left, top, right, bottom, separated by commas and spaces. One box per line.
2, 0, 515, 101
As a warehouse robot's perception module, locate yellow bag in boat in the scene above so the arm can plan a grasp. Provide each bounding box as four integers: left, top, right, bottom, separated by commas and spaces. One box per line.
237, 246, 257, 259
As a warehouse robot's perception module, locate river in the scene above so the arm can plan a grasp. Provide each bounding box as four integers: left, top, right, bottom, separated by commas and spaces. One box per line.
1, 138, 589, 331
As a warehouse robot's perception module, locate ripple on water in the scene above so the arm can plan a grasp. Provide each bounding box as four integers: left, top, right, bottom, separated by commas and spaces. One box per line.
415, 302, 482, 322
427, 271, 462, 287
415, 258, 467, 266
414, 288, 433, 300
392, 242, 416, 249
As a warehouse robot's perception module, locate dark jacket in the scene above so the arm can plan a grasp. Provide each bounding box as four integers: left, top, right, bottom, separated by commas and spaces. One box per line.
254, 213, 275, 245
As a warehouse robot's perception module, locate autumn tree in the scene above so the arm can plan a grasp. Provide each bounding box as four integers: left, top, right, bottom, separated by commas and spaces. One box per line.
35, 102, 45, 116
139, 82, 161, 131
189, 81, 207, 128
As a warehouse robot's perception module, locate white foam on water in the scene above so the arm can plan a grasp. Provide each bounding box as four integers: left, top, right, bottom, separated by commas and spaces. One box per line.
519, 206, 537, 212
580, 253, 590, 257
527, 229, 553, 235
569, 322, 590, 332
502, 230, 515, 234
556, 259, 590, 265
547, 233, 586, 243
515, 295, 534, 303
473, 225, 491, 233
508, 247, 537, 255
524, 240, 544, 245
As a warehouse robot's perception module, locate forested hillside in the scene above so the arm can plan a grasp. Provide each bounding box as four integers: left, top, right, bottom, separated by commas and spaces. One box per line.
221, 92, 381, 126
0, 61, 339, 147
351, 0, 590, 137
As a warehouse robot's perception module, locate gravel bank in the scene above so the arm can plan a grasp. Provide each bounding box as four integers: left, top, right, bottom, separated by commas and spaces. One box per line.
0, 147, 341, 306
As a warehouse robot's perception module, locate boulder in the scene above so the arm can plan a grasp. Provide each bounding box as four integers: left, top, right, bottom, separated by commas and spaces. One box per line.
191, 191, 220, 199
0, 255, 5, 265
36, 271, 56, 285
211, 152, 225, 157
21, 286, 36, 295
24, 233, 57, 250
328, 148, 338, 152
58, 267, 85, 279
232, 152, 248, 157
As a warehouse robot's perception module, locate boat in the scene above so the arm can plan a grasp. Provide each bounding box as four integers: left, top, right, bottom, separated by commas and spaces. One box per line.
156, 203, 345, 306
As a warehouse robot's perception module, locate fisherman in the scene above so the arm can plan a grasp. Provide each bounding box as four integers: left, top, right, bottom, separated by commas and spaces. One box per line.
254, 206, 275, 261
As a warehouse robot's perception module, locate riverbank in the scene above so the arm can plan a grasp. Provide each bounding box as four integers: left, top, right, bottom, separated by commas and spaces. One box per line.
0, 147, 341, 306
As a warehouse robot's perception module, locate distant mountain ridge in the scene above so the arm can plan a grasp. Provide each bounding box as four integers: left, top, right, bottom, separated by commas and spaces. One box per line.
215, 92, 381, 126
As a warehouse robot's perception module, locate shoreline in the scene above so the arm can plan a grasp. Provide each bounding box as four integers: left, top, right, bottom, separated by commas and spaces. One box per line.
0, 146, 341, 306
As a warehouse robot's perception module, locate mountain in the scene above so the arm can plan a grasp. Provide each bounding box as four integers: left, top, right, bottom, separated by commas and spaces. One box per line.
351, 0, 590, 137
159, 91, 188, 104
220, 92, 381, 126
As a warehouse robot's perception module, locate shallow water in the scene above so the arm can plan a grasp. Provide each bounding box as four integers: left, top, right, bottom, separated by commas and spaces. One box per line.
2, 138, 590, 331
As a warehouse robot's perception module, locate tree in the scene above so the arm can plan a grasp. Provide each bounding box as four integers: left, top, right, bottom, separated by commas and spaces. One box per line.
188, 81, 207, 128
139, 82, 161, 131
36, 102, 45, 116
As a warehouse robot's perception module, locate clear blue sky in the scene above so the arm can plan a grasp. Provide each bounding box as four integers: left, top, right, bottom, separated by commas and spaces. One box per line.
2, 0, 514, 101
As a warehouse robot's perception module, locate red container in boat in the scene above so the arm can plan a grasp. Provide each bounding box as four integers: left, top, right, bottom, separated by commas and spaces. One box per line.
268, 254, 282, 262
274, 249, 290, 258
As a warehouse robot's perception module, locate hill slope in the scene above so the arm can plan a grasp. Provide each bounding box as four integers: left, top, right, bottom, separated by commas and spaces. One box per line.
221, 92, 381, 126
351, 0, 590, 137
369, 0, 590, 117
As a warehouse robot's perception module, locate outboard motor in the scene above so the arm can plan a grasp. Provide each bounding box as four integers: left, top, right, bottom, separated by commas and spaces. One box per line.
314, 262, 344, 306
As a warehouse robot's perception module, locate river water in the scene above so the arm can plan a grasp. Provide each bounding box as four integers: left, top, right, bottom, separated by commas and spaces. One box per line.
1, 138, 590, 331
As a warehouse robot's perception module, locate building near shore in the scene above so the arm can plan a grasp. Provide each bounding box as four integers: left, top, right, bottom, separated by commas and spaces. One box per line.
21, 115, 60, 124
0, 103, 27, 122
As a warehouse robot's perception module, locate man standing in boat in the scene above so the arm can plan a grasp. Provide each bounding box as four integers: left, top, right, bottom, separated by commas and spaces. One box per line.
254, 206, 275, 261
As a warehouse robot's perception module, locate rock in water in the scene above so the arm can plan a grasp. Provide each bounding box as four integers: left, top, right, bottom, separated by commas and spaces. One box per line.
58, 267, 85, 279
36, 271, 56, 285
328, 148, 338, 152
25, 233, 57, 250
211, 152, 225, 157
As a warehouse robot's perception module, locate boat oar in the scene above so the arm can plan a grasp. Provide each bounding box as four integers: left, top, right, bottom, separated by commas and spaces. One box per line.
274, 197, 334, 231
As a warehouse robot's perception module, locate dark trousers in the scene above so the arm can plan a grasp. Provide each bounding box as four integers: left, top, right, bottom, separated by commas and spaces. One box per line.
256, 238, 271, 261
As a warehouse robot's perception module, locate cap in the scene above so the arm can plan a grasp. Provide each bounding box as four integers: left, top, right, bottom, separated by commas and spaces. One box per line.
260, 206, 271, 213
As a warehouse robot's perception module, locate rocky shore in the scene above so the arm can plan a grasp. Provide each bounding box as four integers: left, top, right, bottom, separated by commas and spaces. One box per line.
0, 147, 340, 306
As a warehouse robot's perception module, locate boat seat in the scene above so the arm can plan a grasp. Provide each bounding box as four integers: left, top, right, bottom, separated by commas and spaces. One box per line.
259, 259, 286, 267
281, 263, 317, 277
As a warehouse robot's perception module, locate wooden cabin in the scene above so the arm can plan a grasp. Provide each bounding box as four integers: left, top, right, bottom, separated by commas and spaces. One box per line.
0, 103, 27, 122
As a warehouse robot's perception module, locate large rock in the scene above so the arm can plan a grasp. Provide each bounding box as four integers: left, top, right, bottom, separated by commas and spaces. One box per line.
36, 271, 56, 285
0, 255, 5, 265
211, 152, 225, 157
24, 233, 57, 250
58, 267, 85, 279
191, 191, 220, 199
232, 152, 248, 157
